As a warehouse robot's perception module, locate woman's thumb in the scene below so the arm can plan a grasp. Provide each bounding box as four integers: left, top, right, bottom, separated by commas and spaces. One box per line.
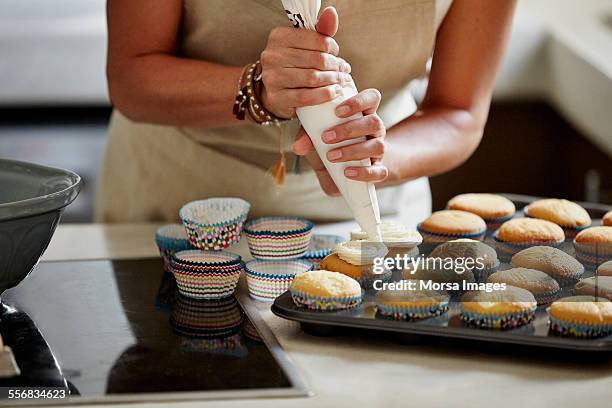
315, 6, 338, 37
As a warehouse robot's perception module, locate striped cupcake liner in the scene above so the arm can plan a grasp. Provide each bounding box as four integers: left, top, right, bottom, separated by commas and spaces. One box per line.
549, 315, 612, 338
301, 234, 344, 266
245, 217, 314, 260
376, 300, 450, 321
155, 224, 196, 270
171, 250, 243, 275
483, 215, 515, 234
533, 287, 563, 305
245, 259, 313, 302
171, 264, 242, 299
417, 224, 486, 248
460, 307, 537, 330
180, 198, 250, 251
573, 241, 612, 269
290, 288, 362, 311
493, 231, 564, 262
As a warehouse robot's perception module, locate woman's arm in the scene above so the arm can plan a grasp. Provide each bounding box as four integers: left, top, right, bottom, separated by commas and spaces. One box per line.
382, 0, 518, 183
106, 1, 350, 127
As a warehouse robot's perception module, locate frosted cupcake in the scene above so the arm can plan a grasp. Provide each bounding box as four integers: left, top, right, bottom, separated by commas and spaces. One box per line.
290, 270, 362, 311
375, 287, 450, 321
525, 199, 591, 238
447, 193, 515, 232
549, 296, 612, 338
350, 220, 422, 258
319, 240, 391, 289
460, 285, 537, 329
493, 218, 565, 261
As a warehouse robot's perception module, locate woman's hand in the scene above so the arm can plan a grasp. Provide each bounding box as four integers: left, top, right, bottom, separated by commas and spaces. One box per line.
292, 88, 388, 196
260, 7, 352, 119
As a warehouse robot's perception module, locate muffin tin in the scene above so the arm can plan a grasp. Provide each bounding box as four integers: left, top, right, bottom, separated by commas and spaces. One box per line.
272, 195, 612, 352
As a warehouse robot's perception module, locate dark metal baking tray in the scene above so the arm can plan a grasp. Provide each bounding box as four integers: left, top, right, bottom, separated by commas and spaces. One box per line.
272, 194, 612, 353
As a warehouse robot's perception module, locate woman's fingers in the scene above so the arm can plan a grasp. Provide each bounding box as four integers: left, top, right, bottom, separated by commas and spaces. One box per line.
262, 48, 351, 72
264, 68, 352, 89
268, 26, 340, 55
275, 84, 343, 109
326, 137, 386, 162
344, 163, 389, 182
321, 114, 385, 144
292, 127, 315, 155
335, 88, 382, 117
315, 169, 341, 196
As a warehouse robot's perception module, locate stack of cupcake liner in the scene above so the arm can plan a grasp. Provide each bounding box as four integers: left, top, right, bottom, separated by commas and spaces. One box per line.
170, 294, 243, 338
170, 250, 243, 299
573, 241, 612, 270
245, 259, 313, 302
244, 217, 314, 260
301, 234, 344, 267
155, 224, 197, 271
180, 198, 250, 251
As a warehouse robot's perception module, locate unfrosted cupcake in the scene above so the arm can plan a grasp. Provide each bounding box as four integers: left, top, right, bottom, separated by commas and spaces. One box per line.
549, 296, 612, 338
597, 260, 612, 277
525, 199, 591, 238
402, 257, 476, 290
573, 226, 612, 269
289, 270, 362, 311
487, 268, 561, 305
460, 285, 537, 329
494, 218, 564, 261
511, 246, 584, 286
417, 210, 486, 246
319, 241, 390, 289
604, 211, 612, 227
430, 239, 499, 282
350, 220, 422, 258
375, 287, 450, 321
447, 193, 515, 232
574, 276, 612, 301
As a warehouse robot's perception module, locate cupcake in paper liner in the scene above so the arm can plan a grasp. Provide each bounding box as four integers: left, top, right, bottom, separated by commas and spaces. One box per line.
319, 240, 390, 289
460, 285, 537, 330
510, 246, 584, 287
245, 259, 313, 302
290, 270, 362, 311
487, 268, 561, 305
180, 198, 250, 251
375, 286, 450, 321
574, 276, 612, 301
493, 218, 565, 262
524, 199, 591, 239
548, 295, 612, 338
417, 210, 487, 249
244, 216, 314, 260
155, 224, 196, 270
573, 226, 612, 269
430, 239, 499, 283
446, 193, 516, 233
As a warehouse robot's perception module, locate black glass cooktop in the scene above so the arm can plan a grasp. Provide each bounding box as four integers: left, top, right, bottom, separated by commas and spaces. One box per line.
0, 259, 309, 405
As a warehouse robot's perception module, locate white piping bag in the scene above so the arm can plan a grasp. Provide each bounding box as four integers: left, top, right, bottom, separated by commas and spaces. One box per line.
281, 0, 382, 241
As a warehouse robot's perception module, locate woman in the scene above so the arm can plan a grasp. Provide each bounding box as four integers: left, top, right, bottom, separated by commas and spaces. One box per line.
96, 0, 516, 226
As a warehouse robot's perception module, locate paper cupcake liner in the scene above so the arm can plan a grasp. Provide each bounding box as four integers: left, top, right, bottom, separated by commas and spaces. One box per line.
172, 249, 242, 266
533, 287, 563, 305
245, 217, 313, 260
417, 224, 486, 244
243, 320, 263, 343
302, 234, 344, 265
549, 316, 612, 338
493, 231, 563, 262
180, 198, 250, 250
460, 308, 536, 330
376, 300, 450, 321
155, 224, 197, 270
290, 288, 362, 311
245, 259, 313, 301
483, 215, 514, 233
573, 241, 612, 269
244, 216, 314, 236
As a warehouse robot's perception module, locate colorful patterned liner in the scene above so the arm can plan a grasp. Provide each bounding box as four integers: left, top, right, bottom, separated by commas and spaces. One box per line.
170, 252, 243, 299
493, 231, 564, 262
523, 207, 590, 240
416, 223, 486, 245
573, 240, 612, 269
301, 234, 344, 266
245, 259, 313, 302
460, 307, 537, 330
549, 315, 612, 338
533, 287, 563, 305
155, 224, 196, 271
290, 288, 362, 311
180, 198, 250, 251
244, 217, 314, 260
376, 298, 450, 321
171, 250, 243, 273
170, 295, 243, 338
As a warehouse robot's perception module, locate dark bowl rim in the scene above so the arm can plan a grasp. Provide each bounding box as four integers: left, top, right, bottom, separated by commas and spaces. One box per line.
0, 158, 82, 221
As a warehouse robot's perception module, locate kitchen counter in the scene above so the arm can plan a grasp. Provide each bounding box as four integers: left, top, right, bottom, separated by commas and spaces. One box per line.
42, 223, 612, 407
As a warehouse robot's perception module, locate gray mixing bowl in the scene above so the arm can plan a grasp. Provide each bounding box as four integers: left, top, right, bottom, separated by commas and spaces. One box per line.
0, 159, 81, 296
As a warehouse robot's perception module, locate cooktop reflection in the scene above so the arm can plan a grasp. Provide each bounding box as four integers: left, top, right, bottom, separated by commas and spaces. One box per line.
0, 259, 309, 405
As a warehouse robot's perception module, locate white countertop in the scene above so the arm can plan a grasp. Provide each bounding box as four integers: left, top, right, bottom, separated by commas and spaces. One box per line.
41, 223, 612, 407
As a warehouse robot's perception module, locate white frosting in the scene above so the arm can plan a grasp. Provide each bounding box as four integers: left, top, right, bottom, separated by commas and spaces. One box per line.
334, 240, 388, 266
350, 221, 422, 246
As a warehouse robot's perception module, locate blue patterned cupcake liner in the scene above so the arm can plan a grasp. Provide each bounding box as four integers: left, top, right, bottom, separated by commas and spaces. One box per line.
301, 234, 344, 266
523, 207, 590, 240
290, 288, 362, 311
483, 214, 515, 234
376, 299, 450, 321
533, 287, 563, 305
244, 216, 314, 237
460, 307, 536, 330
244, 217, 314, 260
573, 241, 612, 270
245, 259, 313, 302
155, 224, 196, 270
493, 231, 563, 262
549, 315, 612, 338
180, 198, 250, 251
417, 224, 486, 244
172, 250, 242, 268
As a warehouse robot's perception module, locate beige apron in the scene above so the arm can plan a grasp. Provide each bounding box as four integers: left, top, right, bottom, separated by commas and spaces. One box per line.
95, 0, 452, 225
